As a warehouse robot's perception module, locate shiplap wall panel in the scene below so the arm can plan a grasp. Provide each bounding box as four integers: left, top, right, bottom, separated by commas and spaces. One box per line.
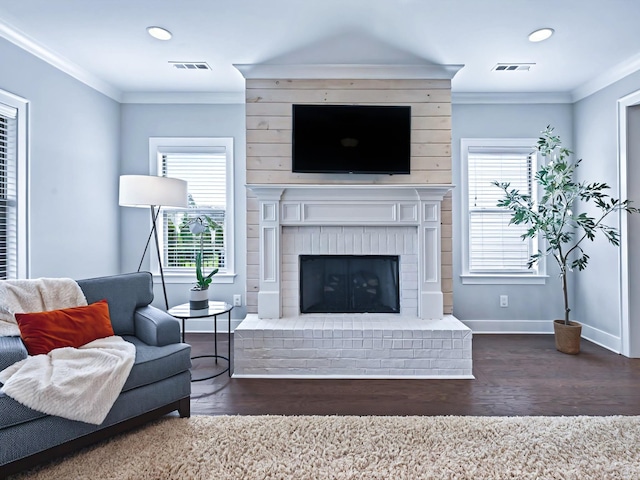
246, 102, 451, 117
247, 88, 451, 104
245, 78, 453, 315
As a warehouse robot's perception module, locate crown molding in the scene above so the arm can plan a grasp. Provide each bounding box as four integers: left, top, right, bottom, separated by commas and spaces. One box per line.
0, 18, 122, 102
233, 63, 464, 80
452, 92, 573, 104
572, 52, 640, 102
121, 91, 246, 104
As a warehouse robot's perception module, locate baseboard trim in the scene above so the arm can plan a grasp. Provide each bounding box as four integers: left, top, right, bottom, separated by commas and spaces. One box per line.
580, 323, 622, 354
184, 317, 624, 354
460, 319, 554, 334
182, 318, 244, 334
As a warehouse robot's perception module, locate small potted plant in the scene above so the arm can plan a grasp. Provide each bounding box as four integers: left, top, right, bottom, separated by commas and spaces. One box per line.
494, 126, 637, 354
188, 216, 219, 310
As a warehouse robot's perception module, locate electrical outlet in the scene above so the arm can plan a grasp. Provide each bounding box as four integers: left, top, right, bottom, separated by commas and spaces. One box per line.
499, 295, 508, 308
233, 294, 242, 307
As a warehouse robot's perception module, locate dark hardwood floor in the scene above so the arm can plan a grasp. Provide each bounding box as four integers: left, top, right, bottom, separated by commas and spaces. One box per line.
187, 332, 640, 417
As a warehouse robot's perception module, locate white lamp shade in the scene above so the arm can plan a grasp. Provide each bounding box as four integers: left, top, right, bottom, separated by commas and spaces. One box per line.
119, 175, 188, 208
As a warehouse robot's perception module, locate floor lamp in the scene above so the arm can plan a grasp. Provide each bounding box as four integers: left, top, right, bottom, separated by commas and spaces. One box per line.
119, 175, 188, 310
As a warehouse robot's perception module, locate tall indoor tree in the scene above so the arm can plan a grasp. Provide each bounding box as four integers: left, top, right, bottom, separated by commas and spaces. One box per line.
494, 126, 638, 352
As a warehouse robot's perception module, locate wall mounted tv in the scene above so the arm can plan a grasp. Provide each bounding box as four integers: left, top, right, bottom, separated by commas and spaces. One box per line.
292, 104, 411, 174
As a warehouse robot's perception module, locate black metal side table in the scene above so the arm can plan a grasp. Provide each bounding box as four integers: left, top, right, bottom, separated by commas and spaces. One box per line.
168, 301, 233, 381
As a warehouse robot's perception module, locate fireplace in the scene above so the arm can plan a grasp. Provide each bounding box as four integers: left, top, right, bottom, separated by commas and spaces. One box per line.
234, 184, 473, 379
235, 72, 471, 378
299, 255, 400, 314
247, 184, 452, 319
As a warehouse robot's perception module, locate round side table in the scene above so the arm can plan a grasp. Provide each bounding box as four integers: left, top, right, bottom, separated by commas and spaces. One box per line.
168, 301, 233, 381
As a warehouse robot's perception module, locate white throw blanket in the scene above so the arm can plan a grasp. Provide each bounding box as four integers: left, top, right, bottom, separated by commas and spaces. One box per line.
0, 278, 136, 425
0, 277, 88, 336
0, 336, 135, 425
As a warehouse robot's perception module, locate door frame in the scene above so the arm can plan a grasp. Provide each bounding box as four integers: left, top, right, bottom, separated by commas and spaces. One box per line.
617, 89, 640, 357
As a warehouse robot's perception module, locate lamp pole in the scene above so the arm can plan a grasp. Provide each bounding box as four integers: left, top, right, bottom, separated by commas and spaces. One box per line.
150, 205, 169, 310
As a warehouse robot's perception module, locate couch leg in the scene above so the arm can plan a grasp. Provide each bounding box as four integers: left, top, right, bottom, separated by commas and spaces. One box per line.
178, 397, 191, 418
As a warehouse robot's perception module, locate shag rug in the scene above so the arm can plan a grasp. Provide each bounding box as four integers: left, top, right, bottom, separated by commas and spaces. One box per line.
11, 415, 640, 479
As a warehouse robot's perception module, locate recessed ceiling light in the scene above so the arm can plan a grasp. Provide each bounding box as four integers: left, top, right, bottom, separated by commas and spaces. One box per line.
147, 26, 172, 41
528, 28, 554, 42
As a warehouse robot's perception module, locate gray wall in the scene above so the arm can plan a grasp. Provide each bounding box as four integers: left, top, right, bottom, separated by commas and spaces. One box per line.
451, 103, 573, 331
573, 70, 640, 350
119, 103, 247, 317
0, 38, 120, 279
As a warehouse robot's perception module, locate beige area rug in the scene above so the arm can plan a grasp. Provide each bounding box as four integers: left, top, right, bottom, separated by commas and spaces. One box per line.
11, 415, 640, 480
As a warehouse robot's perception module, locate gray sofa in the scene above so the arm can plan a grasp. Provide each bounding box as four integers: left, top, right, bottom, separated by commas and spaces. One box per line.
0, 272, 191, 477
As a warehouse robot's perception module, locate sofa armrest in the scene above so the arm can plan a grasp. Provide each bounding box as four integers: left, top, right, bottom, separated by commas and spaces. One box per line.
134, 306, 181, 346
0, 336, 28, 372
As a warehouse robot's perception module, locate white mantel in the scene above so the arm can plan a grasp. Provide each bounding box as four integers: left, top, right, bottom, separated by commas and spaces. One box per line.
247, 184, 454, 320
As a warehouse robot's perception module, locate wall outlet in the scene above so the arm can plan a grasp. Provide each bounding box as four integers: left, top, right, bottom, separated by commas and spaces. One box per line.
233, 294, 242, 307
499, 295, 508, 308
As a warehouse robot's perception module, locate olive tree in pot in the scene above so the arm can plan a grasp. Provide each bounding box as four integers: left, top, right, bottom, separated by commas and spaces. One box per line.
494, 126, 638, 354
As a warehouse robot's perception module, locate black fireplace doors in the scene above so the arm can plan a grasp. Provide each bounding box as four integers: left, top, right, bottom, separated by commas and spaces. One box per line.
299, 255, 400, 314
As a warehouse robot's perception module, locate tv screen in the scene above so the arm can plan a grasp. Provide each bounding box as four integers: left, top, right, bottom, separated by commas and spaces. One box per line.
292, 104, 411, 174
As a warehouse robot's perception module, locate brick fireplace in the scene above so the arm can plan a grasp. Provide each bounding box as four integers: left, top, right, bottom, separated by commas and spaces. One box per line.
233, 66, 472, 378
234, 184, 473, 378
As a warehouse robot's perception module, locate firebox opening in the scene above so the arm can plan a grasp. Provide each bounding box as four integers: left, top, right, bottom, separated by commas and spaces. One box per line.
299, 255, 400, 314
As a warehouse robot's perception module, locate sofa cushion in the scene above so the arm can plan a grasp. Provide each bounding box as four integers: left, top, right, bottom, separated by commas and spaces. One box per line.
120, 336, 191, 393
0, 390, 47, 430
0, 336, 28, 372
15, 300, 114, 355
77, 272, 154, 335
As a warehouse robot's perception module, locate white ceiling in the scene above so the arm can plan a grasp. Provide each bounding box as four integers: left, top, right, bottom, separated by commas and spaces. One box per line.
1, 0, 639, 102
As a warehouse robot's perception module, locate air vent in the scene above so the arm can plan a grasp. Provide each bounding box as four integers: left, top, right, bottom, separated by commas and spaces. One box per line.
169, 62, 211, 71
492, 63, 535, 72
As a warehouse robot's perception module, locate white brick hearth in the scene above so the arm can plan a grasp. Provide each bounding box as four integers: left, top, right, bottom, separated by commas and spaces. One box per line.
236, 184, 473, 379
234, 315, 472, 378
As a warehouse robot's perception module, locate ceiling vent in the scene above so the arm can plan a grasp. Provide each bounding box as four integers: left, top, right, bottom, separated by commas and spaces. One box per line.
169, 62, 211, 71
492, 63, 535, 72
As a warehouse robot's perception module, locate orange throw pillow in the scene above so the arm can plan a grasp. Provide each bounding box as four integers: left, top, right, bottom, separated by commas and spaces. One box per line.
15, 299, 115, 356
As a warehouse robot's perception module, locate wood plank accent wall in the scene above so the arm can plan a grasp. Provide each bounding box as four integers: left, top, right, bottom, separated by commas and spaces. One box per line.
245, 78, 453, 315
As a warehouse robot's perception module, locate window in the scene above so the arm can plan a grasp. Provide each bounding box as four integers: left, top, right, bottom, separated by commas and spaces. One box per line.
0, 90, 27, 280
461, 138, 545, 284
149, 138, 235, 283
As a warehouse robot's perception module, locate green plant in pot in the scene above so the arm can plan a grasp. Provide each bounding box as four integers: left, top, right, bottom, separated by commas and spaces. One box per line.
494, 126, 638, 354
188, 216, 219, 310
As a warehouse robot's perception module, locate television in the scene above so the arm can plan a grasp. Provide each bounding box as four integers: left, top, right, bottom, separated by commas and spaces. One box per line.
292, 104, 411, 174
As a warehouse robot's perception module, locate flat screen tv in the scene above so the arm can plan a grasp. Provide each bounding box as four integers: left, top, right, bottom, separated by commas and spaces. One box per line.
292, 104, 411, 174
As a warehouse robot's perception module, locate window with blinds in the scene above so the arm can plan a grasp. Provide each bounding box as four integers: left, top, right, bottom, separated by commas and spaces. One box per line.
0, 102, 17, 279
464, 142, 539, 276
161, 152, 227, 273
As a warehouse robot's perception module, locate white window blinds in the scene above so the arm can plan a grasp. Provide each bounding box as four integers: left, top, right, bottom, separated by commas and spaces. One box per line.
467, 148, 534, 273
161, 153, 227, 272
0, 103, 17, 279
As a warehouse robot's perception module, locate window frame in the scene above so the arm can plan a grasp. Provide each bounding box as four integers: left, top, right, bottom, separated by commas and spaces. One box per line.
460, 137, 547, 285
148, 137, 235, 284
0, 89, 28, 280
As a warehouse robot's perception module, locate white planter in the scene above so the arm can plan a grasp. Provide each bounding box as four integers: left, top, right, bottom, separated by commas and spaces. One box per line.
189, 287, 209, 310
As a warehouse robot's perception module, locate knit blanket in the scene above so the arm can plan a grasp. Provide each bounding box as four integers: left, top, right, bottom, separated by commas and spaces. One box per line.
0, 335, 135, 425
0, 278, 88, 336
0, 278, 135, 425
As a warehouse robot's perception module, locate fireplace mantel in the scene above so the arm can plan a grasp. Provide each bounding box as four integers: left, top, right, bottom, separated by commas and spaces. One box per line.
247, 184, 453, 319
247, 183, 453, 200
